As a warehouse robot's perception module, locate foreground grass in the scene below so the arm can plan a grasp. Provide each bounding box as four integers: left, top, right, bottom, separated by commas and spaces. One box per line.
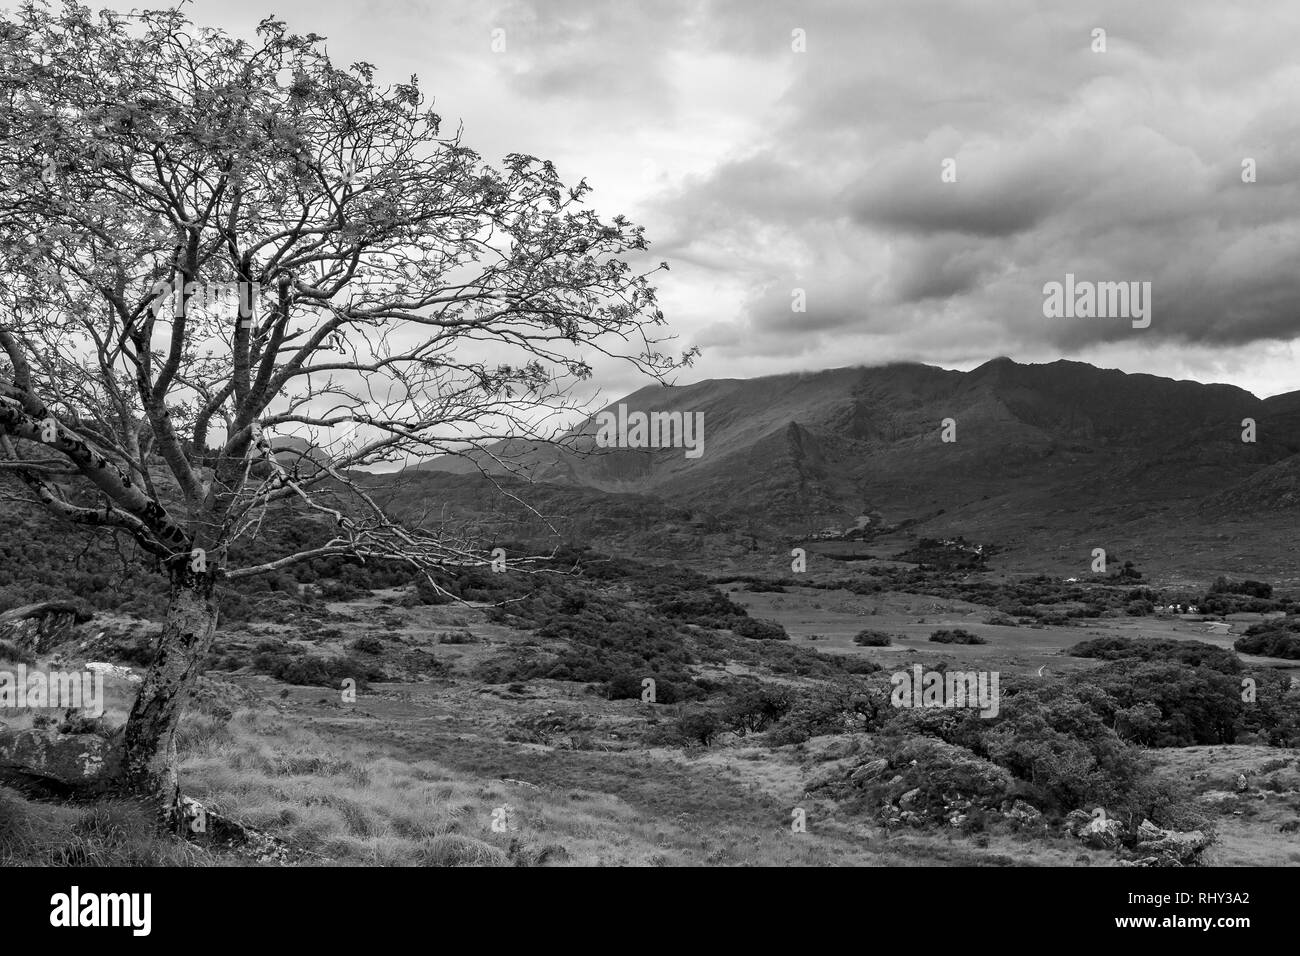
174, 687, 880, 866
0, 791, 218, 866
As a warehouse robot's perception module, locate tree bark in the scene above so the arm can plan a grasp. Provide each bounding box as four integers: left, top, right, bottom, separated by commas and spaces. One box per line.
120, 565, 219, 811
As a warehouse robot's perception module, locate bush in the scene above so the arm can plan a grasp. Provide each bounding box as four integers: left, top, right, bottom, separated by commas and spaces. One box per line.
853, 629, 892, 647
1234, 627, 1300, 660
1210, 577, 1273, 599
318, 579, 367, 601
1068, 636, 1241, 674
733, 617, 789, 641
436, 631, 476, 645
676, 709, 722, 746
250, 647, 384, 689
855, 736, 1015, 824
1089, 660, 1245, 747
928, 628, 986, 645
414, 576, 455, 605
720, 683, 793, 735
349, 636, 385, 654
766, 683, 886, 745
604, 670, 686, 704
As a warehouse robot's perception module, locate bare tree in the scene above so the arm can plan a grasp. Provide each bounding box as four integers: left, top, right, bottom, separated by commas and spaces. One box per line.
0, 4, 692, 812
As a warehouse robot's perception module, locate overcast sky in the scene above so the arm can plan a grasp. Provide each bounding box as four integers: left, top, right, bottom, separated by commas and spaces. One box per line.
203, 0, 1300, 399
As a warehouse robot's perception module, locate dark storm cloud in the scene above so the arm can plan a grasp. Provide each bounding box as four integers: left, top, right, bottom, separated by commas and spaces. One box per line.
844, 159, 1062, 238
641, 0, 1300, 375
196, 0, 1300, 394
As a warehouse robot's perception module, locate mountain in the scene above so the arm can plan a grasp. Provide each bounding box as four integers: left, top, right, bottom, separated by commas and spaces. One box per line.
419, 359, 1293, 498
407, 358, 1300, 579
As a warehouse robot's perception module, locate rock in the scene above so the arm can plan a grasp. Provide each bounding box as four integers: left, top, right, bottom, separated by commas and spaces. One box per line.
0, 602, 91, 653
0, 602, 90, 626
85, 661, 141, 683
1081, 818, 1125, 849
1136, 819, 1165, 842
899, 787, 922, 808
1008, 800, 1042, 825
0, 725, 121, 788
1235, 773, 1249, 792
1137, 830, 1212, 866
850, 758, 890, 783
1066, 808, 1125, 848
1064, 809, 1094, 836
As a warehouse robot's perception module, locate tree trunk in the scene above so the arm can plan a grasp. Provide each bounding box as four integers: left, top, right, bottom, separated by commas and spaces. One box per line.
120, 566, 219, 811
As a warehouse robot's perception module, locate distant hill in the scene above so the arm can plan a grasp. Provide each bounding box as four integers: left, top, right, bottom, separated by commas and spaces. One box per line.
18, 359, 1289, 583
418, 356, 1293, 505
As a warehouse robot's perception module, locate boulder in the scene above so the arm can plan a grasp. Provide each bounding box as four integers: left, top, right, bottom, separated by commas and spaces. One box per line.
86, 661, 141, 683
1064, 809, 1094, 836
1066, 808, 1125, 848
898, 787, 922, 808
1008, 799, 1043, 825
1136, 819, 1164, 842
1082, 818, 1125, 849
850, 758, 890, 783
1135, 824, 1212, 866
0, 724, 122, 788
0, 602, 91, 653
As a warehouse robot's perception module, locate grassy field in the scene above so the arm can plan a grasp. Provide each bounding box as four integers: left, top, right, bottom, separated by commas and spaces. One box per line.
3, 555, 1300, 867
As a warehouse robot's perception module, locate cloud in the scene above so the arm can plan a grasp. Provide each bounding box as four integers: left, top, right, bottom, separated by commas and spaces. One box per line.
201, 0, 1300, 397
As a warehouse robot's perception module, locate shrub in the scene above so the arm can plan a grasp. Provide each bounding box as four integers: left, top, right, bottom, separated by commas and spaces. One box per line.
604, 671, 686, 704
1234, 629, 1300, 660
720, 683, 794, 735
929, 628, 986, 645
853, 629, 892, 647
856, 736, 1015, 824
1068, 636, 1241, 674
436, 631, 476, 645
318, 579, 367, 601
414, 576, 456, 605
676, 709, 722, 746
732, 617, 789, 641
1210, 577, 1273, 599
766, 683, 887, 745
1089, 660, 1244, 747
349, 636, 385, 654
